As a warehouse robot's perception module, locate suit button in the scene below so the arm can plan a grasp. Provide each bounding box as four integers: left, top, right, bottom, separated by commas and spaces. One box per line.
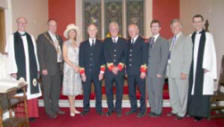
113, 60, 116, 63
129, 54, 132, 56
114, 54, 117, 57
129, 64, 132, 67
130, 49, 133, 52
129, 59, 132, 61
114, 49, 117, 52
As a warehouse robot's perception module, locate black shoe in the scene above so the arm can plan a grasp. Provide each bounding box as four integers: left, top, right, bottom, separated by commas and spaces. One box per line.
81, 111, 89, 116
137, 112, 145, 118
175, 115, 184, 120
97, 111, 104, 116
149, 112, 161, 117
126, 110, 137, 115
57, 110, 65, 115
29, 118, 36, 122
106, 111, 112, 117
47, 113, 57, 119
167, 112, 177, 117
194, 117, 203, 122
117, 112, 122, 117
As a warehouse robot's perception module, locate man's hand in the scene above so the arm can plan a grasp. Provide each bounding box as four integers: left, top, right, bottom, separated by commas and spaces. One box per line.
10, 73, 17, 79
81, 74, 86, 82
140, 72, 146, 79
42, 69, 48, 76
98, 73, 104, 81
180, 73, 187, 80
156, 74, 162, 78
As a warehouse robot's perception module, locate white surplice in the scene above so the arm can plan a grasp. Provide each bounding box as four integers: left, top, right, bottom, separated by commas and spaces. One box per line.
191, 32, 217, 95
6, 33, 42, 99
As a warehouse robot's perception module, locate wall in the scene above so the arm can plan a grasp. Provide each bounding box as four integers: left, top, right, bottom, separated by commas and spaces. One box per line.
48, 0, 76, 40
11, 0, 48, 38
0, 0, 7, 8
180, 0, 224, 84
153, 0, 180, 39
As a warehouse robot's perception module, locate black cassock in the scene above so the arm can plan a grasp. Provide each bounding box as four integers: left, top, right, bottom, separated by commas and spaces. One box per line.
187, 30, 211, 118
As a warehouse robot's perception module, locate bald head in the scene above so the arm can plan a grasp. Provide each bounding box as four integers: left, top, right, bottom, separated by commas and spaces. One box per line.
87, 24, 98, 38
128, 24, 139, 39
16, 17, 27, 32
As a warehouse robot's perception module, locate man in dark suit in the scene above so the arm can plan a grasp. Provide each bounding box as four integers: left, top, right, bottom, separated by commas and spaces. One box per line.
37, 19, 65, 118
104, 22, 128, 117
79, 24, 105, 116
147, 20, 169, 117
125, 24, 148, 118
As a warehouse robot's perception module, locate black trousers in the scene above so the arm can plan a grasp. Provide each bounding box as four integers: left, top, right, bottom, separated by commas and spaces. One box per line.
105, 71, 124, 113
42, 72, 61, 115
127, 74, 146, 113
83, 72, 102, 112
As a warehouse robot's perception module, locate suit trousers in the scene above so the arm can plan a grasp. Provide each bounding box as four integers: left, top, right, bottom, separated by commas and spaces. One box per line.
168, 78, 188, 117
42, 72, 61, 115
127, 74, 146, 113
83, 72, 102, 112
148, 76, 164, 115
105, 72, 124, 113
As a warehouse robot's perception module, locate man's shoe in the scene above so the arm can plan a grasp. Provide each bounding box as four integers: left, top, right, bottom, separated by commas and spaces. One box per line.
167, 112, 177, 117
117, 112, 122, 117
97, 111, 104, 116
149, 112, 161, 117
175, 115, 184, 120
137, 112, 145, 118
106, 111, 112, 117
126, 110, 137, 115
57, 110, 65, 115
47, 113, 57, 119
81, 111, 89, 116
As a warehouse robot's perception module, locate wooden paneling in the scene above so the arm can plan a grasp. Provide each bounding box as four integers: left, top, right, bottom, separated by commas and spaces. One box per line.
0, 8, 5, 53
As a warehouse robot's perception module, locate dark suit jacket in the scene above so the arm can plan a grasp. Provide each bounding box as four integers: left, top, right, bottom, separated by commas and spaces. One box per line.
37, 32, 63, 76
126, 36, 148, 75
79, 39, 104, 75
103, 37, 128, 75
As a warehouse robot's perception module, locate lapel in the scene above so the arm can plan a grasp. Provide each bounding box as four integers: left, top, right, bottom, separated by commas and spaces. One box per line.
170, 33, 183, 50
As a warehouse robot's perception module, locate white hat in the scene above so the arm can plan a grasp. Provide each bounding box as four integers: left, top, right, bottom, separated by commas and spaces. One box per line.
63, 24, 79, 39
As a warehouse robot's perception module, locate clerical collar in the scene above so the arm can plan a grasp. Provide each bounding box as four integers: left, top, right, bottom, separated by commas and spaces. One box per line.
18, 31, 26, 36
196, 29, 204, 34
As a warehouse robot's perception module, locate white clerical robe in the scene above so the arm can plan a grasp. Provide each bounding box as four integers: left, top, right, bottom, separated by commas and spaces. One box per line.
6, 33, 42, 99
191, 32, 217, 95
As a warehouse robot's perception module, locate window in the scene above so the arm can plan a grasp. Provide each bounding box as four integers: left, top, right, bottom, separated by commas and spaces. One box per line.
83, 0, 145, 40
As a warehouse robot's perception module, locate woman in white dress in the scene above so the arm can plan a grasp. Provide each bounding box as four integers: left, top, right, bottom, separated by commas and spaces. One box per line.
62, 24, 82, 117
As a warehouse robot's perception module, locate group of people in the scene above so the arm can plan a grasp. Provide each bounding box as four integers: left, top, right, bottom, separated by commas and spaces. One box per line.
4, 14, 217, 122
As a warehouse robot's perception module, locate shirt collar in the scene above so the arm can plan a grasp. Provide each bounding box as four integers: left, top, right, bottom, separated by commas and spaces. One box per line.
89, 38, 96, 44
174, 32, 182, 39
152, 34, 160, 42
132, 35, 139, 42
112, 36, 119, 42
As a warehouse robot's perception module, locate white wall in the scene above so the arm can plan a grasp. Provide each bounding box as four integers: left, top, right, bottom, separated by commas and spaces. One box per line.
180, 0, 224, 85
11, 0, 48, 38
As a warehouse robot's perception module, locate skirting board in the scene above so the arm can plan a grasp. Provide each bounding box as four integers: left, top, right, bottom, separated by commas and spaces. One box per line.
38, 99, 171, 108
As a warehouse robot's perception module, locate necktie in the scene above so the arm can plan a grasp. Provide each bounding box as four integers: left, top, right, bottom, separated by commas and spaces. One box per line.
92, 39, 95, 46
150, 37, 155, 48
